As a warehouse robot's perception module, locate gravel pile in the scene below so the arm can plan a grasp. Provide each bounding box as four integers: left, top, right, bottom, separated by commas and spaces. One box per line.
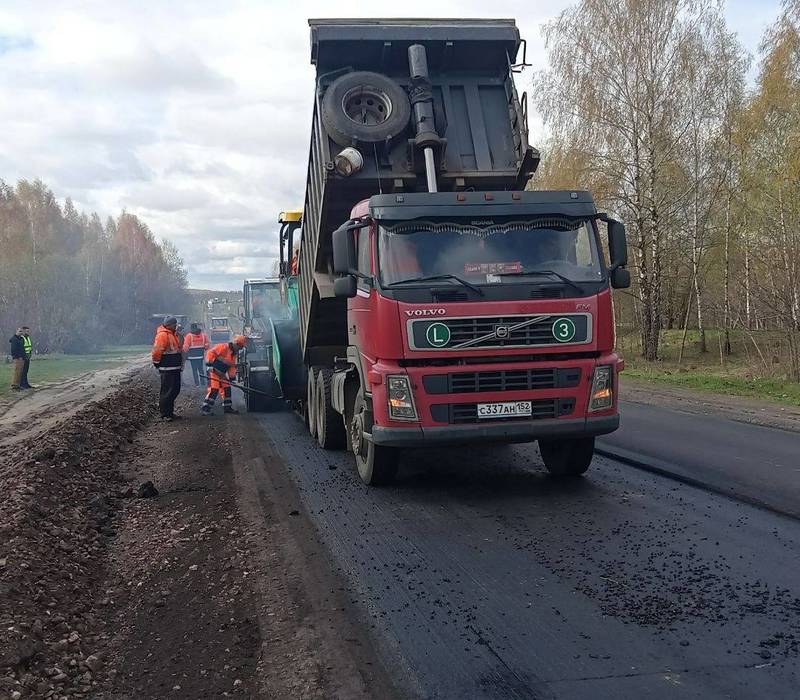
0, 375, 153, 699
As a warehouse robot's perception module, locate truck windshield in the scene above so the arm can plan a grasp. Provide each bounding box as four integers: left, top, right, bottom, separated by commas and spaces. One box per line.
378, 219, 603, 286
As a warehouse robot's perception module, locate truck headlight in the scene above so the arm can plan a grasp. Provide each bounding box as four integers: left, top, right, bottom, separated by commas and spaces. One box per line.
387, 375, 418, 421
589, 365, 613, 412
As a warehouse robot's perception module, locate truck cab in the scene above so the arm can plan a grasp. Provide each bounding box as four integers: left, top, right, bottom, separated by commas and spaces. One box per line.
329, 191, 628, 484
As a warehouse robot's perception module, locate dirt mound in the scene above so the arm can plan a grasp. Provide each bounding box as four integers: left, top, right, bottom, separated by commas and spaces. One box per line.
0, 374, 153, 699
0, 376, 396, 700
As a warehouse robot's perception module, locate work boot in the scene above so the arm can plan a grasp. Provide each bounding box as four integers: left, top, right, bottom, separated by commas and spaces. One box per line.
223, 408, 239, 415
201, 407, 212, 416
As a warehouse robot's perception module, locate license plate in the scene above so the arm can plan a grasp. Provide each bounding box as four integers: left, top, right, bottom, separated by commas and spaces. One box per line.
477, 401, 532, 419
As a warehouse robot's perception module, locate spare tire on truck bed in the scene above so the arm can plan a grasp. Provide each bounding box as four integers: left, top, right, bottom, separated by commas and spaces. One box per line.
321, 71, 411, 147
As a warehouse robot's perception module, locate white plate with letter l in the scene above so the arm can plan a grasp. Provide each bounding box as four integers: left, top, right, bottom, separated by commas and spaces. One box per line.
477, 401, 532, 418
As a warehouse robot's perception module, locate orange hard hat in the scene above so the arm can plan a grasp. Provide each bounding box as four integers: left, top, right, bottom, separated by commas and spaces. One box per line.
233, 335, 247, 348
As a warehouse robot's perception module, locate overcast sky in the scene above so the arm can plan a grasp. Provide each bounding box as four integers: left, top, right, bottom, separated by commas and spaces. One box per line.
0, 0, 782, 290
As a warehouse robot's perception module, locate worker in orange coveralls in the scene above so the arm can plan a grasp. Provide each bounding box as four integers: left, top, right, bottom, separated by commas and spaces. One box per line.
201, 335, 246, 416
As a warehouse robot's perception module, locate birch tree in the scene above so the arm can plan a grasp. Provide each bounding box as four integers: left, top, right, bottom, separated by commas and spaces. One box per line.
538, 0, 722, 360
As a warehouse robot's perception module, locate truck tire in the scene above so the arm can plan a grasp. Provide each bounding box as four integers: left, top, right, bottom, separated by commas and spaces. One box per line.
539, 437, 595, 477
307, 367, 319, 439
347, 388, 398, 486
321, 71, 411, 147
315, 368, 346, 450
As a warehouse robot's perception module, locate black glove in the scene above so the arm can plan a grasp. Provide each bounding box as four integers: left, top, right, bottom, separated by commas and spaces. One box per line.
210, 358, 230, 374
153, 362, 160, 369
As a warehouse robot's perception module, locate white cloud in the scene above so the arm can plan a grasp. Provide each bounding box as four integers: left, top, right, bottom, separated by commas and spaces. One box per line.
0, 0, 781, 289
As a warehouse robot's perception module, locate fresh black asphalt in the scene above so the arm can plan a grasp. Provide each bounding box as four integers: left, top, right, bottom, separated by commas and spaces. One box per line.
599, 400, 800, 518
256, 409, 800, 699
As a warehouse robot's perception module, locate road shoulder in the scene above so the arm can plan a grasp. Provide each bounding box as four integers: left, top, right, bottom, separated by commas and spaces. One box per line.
0, 376, 397, 700
621, 376, 800, 432
0, 362, 148, 448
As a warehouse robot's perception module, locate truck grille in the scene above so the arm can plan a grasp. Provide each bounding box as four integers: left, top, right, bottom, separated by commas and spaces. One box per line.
422, 368, 581, 394
409, 313, 590, 351
430, 398, 575, 424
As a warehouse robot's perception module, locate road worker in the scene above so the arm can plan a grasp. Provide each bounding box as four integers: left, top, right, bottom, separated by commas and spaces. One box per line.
19, 326, 34, 389
183, 322, 210, 386
151, 315, 184, 421
8, 327, 26, 391
201, 335, 247, 416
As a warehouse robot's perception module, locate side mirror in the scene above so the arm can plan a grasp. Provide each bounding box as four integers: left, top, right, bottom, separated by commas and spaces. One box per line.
332, 225, 357, 274
607, 220, 628, 269
610, 267, 631, 289
334, 275, 358, 298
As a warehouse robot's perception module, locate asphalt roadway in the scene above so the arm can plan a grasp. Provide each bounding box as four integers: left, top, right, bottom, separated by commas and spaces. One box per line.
254, 399, 800, 700
599, 400, 800, 519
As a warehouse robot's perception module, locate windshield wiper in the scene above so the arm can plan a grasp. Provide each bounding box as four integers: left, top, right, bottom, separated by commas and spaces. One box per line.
496, 269, 584, 294
385, 274, 484, 296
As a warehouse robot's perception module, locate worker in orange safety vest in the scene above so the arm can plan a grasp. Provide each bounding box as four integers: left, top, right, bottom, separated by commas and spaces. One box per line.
183, 323, 210, 386
152, 316, 183, 421
201, 335, 246, 415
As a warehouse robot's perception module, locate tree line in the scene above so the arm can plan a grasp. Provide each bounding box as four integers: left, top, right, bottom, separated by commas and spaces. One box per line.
0, 178, 189, 353
535, 0, 800, 378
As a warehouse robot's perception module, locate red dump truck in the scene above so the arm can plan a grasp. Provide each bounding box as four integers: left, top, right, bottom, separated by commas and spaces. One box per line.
271, 18, 630, 485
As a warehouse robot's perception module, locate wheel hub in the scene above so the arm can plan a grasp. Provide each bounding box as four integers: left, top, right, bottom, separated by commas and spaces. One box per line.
342, 86, 393, 126
350, 412, 365, 457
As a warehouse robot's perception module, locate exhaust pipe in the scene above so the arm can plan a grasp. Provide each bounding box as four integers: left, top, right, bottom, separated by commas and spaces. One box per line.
408, 44, 441, 193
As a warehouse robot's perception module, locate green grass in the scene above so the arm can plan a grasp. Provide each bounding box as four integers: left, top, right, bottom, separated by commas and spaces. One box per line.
0, 346, 148, 399
618, 328, 800, 406
623, 367, 800, 405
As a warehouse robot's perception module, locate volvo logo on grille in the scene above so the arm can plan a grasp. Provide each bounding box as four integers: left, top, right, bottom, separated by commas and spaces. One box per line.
405, 308, 446, 317
494, 325, 510, 339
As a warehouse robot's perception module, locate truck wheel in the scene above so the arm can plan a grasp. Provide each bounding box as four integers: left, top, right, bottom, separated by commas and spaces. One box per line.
321, 71, 411, 147
348, 388, 398, 486
539, 437, 595, 477
315, 368, 346, 450
306, 368, 319, 439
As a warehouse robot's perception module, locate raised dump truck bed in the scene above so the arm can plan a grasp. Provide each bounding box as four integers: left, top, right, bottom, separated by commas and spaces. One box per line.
297, 18, 539, 358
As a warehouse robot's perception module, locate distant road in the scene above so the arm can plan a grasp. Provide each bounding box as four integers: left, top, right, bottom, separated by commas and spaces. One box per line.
598, 395, 800, 519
